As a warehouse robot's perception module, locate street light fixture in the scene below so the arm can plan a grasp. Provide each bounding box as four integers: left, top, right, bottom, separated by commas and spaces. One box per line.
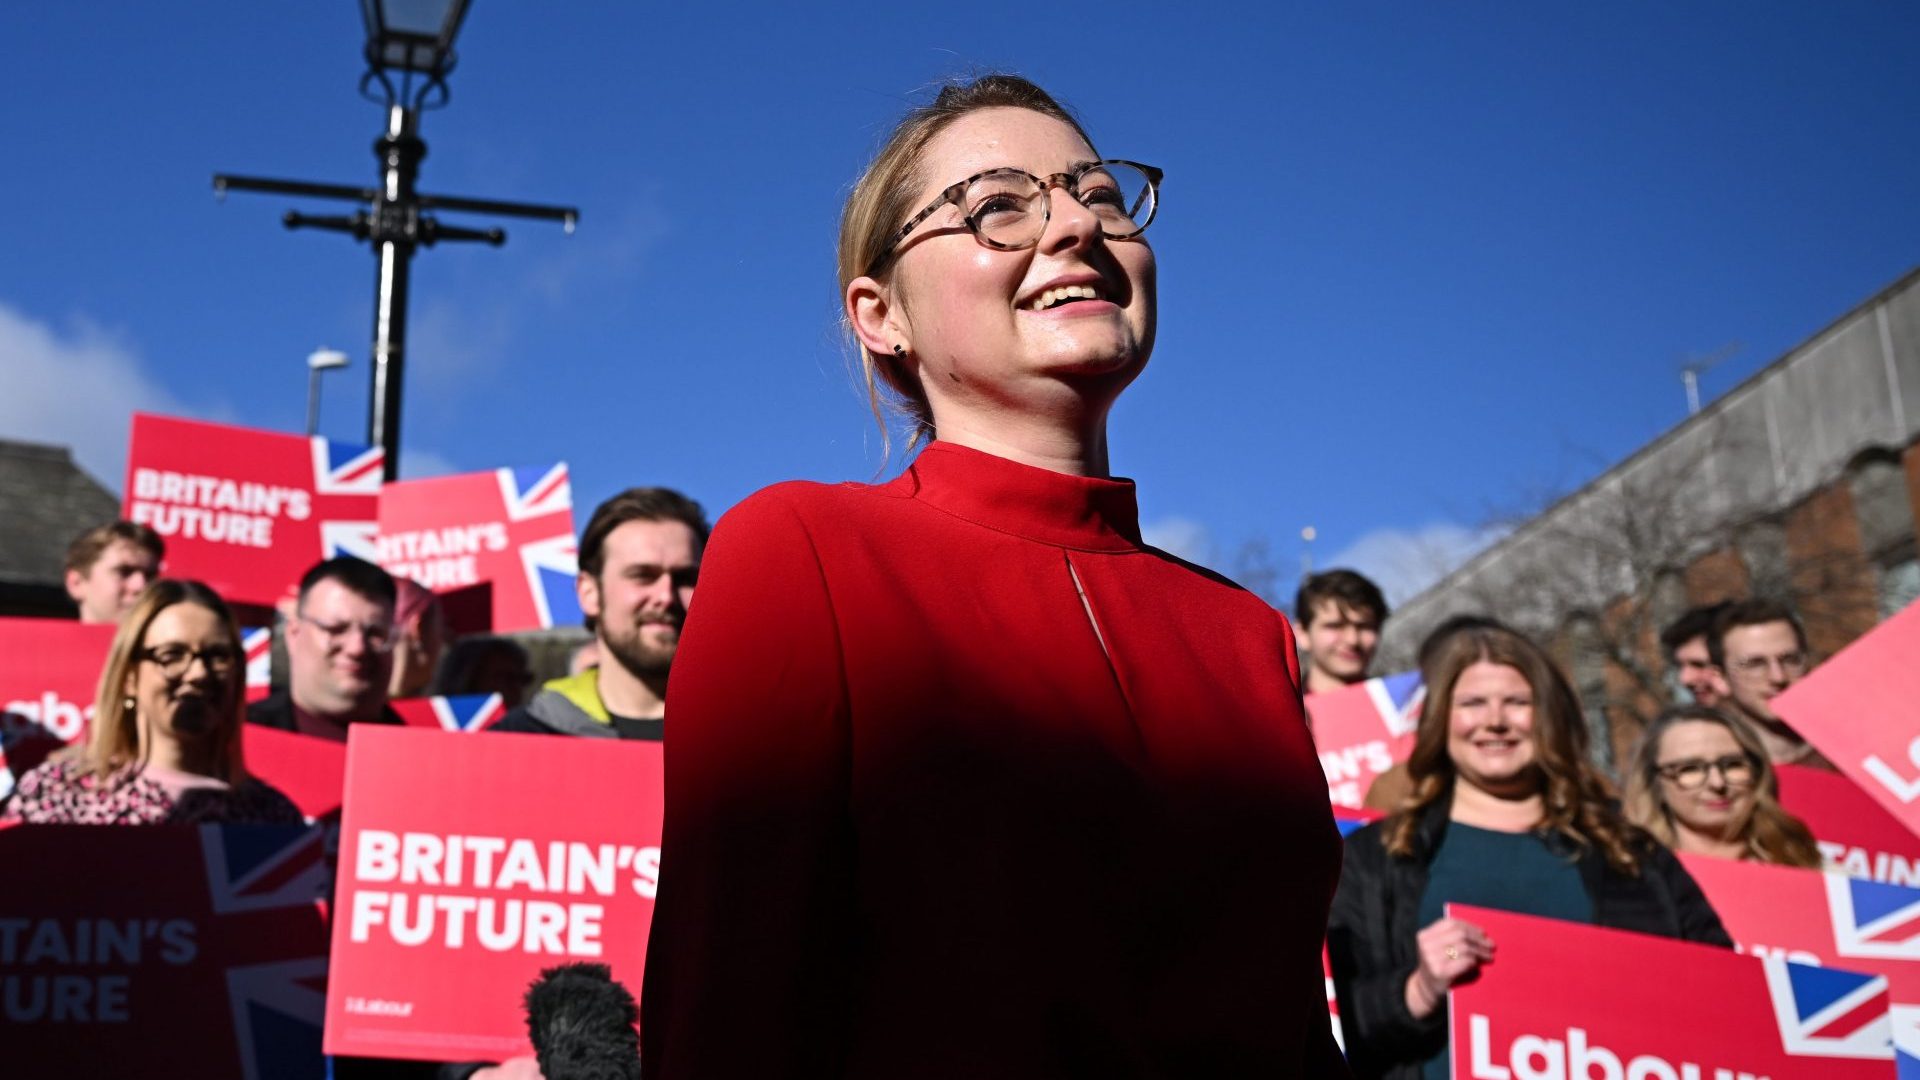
307, 348, 351, 437
214, 4, 577, 480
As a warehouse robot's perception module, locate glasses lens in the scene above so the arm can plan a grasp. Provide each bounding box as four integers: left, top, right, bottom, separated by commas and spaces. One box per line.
964, 171, 1047, 249
1077, 162, 1156, 238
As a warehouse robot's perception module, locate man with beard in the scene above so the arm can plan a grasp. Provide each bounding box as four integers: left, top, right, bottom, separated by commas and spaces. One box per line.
494, 488, 707, 740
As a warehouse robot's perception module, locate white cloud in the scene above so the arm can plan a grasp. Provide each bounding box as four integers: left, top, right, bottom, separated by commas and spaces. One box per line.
1322, 521, 1508, 606
397, 447, 461, 480
1142, 516, 1213, 563
0, 302, 190, 490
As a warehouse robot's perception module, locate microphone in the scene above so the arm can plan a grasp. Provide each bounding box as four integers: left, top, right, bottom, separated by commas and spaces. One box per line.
524, 962, 641, 1080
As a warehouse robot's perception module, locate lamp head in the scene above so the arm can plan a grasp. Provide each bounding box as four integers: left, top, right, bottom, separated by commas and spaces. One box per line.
360, 0, 470, 88
308, 348, 351, 372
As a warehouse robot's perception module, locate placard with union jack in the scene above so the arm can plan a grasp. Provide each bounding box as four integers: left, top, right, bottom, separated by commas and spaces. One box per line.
1686, 854, 1920, 1075
390, 693, 507, 732
1779, 764, 1920, 886
1305, 670, 1423, 809
1447, 904, 1895, 1079
0, 823, 331, 1080
123, 413, 382, 607
377, 464, 584, 633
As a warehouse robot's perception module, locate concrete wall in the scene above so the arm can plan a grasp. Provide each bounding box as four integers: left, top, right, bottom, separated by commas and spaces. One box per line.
1380, 266, 1920, 671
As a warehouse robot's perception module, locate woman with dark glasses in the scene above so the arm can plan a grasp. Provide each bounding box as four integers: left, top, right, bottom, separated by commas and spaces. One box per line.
642, 75, 1346, 1077
4, 579, 301, 825
1622, 704, 1821, 867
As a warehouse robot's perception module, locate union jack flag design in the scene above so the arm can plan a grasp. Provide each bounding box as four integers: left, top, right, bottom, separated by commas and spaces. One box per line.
1828, 873, 1920, 961
243, 626, 272, 704
497, 464, 586, 629
313, 437, 384, 561
1364, 670, 1426, 739
391, 692, 508, 732
2, 823, 331, 1079
1763, 955, 1894, 1059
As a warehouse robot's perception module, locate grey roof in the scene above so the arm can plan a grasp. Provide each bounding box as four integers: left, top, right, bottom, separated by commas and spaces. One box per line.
0, 439, 119, 586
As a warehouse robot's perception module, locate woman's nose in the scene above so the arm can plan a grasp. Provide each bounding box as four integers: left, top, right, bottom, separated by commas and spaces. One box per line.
1036, 184, 1103, 253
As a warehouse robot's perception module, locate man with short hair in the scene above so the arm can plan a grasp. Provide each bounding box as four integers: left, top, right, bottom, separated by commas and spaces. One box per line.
1294, 569, 1389, 696
64, 522, 164, 624
1710, 598, 1829, 768
1659, 602, 1731, 709
495, 488, 708, 740
249, 557, 406, 740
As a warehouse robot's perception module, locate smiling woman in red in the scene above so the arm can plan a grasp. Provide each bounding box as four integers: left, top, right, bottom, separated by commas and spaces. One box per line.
640, 76, 1346, 1079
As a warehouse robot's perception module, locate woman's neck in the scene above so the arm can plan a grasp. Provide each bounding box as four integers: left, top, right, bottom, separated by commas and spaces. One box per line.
926, 403, 1112, 478
1448, 778, 1545, 833
139, 728, 220, 779
1671, 818, 1748, 861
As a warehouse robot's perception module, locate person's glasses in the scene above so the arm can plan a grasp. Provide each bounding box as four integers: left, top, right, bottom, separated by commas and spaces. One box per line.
139, 644, 240, 678
867, 159, 1162, 275
1656, 754, 1756, 790
1727, 651, 1808, 679
297, 612, 396, 654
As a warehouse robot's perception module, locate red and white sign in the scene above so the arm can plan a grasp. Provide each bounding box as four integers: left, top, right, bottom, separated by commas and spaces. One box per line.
1306, 671, 1423, 808
377, 465, 583, 633
1682, 854, 1920, 1074
0, 823, 331, 1079
324, 727, 662, 1060
1449, 904, 1895, 1079
244, 726, 347, 820
1774, 601, 1920, 842
242, 626, 273, 704
1780, 764, 1920, 886
124, 413, 382, 607
0, 618, 115, 801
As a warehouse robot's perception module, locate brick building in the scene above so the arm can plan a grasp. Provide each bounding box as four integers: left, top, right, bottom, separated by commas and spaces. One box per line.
1377, 267, 1920, 770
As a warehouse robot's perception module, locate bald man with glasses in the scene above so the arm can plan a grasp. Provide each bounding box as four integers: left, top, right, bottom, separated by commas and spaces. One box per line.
248, 556, 408, 741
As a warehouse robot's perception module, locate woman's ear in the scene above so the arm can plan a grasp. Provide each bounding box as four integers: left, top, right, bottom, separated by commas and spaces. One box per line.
846, 275, 908, 360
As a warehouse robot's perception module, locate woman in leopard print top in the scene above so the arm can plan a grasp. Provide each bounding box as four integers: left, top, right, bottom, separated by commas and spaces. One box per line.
2, 580, 302, 826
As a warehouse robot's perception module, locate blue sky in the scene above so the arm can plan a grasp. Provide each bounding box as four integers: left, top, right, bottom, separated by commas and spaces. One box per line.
4, 3, 1917, 606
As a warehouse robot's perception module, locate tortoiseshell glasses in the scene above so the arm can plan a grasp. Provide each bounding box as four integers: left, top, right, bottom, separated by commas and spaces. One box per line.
867, 159, 1162, 275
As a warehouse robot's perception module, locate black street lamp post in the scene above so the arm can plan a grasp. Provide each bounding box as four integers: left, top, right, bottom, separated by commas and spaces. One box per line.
214, 0, 577, 480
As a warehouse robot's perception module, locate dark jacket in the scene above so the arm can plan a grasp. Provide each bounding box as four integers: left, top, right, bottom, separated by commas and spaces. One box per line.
245, 690, 405, 733
1325, 798, 1732, 1080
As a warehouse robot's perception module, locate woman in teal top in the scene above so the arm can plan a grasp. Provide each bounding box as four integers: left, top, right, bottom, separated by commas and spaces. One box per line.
1327, 623, 1730, 1080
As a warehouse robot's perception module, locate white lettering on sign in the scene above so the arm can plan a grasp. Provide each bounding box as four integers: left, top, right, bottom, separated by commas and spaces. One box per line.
1467, 1013, 1771, 1080
1863, 739, 1920, 804
126, 467, 316, 551
1817, 841, 1920, 886
1, 693, 94, 743
347, 831, 659, 955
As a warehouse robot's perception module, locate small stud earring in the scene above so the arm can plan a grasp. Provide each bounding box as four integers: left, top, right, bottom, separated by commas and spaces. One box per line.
124, 696, 137, 714
893, 344, 906, 358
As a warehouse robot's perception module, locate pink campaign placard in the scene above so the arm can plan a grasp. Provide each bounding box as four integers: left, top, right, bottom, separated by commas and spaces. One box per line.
0, 618, 115, 801
323, 726, 662, 1061
1772, 602, 1920, 845
1778, 763, 1920, 886
1682, 852, 1920, 1073
376, 465, 582, 633
1448, 904, 1895, 1079
1305, 671, 1423, 808
123, 413, 382, 607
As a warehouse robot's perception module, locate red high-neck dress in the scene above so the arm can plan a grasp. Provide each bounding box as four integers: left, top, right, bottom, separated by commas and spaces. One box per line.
642, 443, 1347, 1079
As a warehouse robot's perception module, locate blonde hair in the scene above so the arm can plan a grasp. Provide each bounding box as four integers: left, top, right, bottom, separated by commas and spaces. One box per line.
836, 74, 1095, 459
1384, 624, 1645, 875
1623, 705, 1822, 868
86, 579, 249, 785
